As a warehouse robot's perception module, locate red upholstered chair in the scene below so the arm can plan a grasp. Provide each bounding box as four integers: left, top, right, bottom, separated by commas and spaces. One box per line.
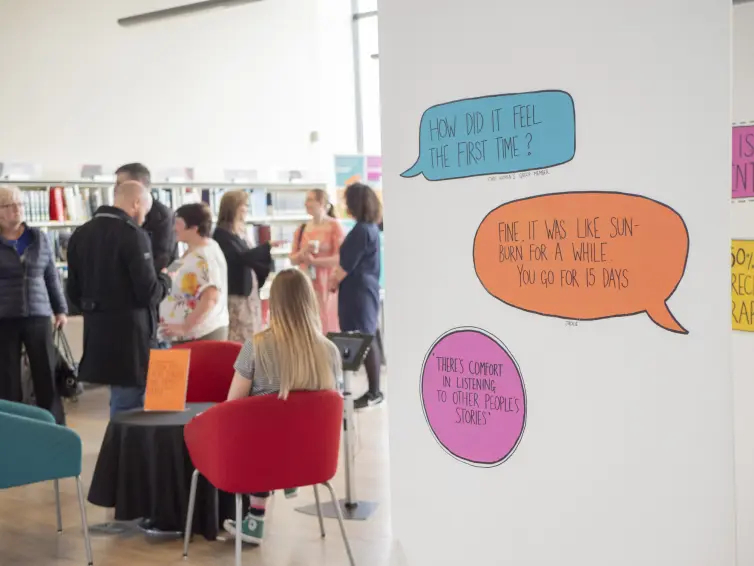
182, 390, 354, 566
172, 340, 242, 403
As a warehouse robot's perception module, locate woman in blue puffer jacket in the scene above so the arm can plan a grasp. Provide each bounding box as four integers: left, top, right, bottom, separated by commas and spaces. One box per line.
0, 185, 67, 424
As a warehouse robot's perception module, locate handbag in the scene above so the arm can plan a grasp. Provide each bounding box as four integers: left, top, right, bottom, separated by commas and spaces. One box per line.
54, 327, 81, 399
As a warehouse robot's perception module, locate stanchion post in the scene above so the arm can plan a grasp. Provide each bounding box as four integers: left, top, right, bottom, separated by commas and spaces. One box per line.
296, 332, 379, 520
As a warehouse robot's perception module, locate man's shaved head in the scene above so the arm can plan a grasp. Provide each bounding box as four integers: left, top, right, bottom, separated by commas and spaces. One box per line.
114, 180, 146, 199
114, 180, 153, 226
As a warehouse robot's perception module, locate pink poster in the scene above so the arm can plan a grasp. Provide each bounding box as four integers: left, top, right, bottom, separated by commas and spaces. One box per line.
366, 155, 382, 184
732, 125, 754, 199
420, 327, 526, 467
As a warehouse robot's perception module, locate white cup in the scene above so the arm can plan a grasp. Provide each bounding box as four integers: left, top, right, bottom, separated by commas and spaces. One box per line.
309, 240, 320, 254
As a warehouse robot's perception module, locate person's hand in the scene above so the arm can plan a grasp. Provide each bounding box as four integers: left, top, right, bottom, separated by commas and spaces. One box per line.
160, 322, 188, 338
300, 250, 312, 263
54, 314, 68, 329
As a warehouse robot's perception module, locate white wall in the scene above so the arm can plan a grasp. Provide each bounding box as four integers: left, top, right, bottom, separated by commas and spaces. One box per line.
381, 0, 736, 564
732, 4, 754, 564
0, 0, 356, 181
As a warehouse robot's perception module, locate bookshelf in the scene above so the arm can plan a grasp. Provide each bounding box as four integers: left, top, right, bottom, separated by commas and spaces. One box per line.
14, 180, 322, 273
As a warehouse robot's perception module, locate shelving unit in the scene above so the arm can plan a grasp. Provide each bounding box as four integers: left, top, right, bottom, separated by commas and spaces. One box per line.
14, 179, 320, 270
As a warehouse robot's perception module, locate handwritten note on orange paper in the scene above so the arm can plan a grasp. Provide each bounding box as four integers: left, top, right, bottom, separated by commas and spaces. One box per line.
144, 349, 191, 412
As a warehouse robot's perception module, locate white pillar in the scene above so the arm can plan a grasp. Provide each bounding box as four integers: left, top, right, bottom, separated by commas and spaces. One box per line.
732, 3, 754, 564
380, 0, 736, 564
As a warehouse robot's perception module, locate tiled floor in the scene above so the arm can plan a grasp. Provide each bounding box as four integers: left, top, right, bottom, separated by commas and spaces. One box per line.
0, 382, 398, 565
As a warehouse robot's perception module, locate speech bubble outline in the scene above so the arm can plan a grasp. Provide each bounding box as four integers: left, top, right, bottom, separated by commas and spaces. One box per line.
472, 191, 690, 334
402, 89, 576, 181
420, 326, 527, 468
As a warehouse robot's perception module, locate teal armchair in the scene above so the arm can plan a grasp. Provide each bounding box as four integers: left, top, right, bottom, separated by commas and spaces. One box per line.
0, 399, 93, 565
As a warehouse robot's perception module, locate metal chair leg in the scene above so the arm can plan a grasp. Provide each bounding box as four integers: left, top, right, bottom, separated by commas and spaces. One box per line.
235, 494, 243, 566
183, 469, 199, 558
313, 484, 326, 538
54, 479, 63, 533
323, 481, 355, 566
75, 476, 94, 566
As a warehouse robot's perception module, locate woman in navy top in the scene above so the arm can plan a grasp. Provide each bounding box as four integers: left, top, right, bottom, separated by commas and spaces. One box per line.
329, 183, 383, 409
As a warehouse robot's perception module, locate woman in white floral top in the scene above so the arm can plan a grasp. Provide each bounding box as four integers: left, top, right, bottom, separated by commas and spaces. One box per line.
159, 203, 229, 343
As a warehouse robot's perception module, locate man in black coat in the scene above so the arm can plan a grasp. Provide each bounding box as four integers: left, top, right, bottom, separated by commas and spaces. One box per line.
66, 181, 171, 417
115, 163, 177, 272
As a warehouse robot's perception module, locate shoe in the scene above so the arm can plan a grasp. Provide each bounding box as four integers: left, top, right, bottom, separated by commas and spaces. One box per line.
354, 391, 384, 410
284, 488, 299, 499
223, 514, 265, 545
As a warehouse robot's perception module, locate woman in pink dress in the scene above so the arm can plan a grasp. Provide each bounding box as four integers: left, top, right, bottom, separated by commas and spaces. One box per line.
290, 189, 344, 333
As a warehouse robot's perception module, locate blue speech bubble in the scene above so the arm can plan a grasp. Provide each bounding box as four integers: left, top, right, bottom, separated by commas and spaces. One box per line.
402, 90, 576, 181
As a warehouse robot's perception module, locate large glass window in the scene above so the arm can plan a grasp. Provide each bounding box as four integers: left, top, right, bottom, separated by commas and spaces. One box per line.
357, 0, 377, 13
356, 13, 381, 154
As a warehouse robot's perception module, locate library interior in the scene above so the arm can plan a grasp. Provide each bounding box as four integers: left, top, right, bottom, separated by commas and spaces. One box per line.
1, 1, 754, 566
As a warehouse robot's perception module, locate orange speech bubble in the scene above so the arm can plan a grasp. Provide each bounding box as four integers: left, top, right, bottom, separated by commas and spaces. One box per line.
473, 191, 689, 334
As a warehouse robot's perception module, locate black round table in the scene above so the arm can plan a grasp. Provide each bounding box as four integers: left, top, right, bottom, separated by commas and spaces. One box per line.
88, 403, 247, 540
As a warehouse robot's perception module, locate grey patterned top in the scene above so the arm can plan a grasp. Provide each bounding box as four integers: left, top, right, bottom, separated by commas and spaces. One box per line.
233, 334, 343, 396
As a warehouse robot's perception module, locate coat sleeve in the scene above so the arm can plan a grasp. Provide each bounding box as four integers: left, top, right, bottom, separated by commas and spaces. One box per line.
65, 231, 82, 311
214, 230, 273, 288
149, 207, 176, 273
42, 233, 67, 315
125, 228, 171, 308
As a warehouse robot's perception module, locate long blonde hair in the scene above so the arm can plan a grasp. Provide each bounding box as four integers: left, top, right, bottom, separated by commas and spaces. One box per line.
254, 268, 335, 398
217, 190, 248, 235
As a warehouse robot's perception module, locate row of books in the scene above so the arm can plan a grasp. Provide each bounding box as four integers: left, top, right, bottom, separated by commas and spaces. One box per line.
21, 185, 112, 224
21, 185, 307, 226
178, 187, 306, 218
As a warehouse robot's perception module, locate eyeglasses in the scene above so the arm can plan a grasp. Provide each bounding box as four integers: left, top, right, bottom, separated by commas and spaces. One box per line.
0, 202, 24, 210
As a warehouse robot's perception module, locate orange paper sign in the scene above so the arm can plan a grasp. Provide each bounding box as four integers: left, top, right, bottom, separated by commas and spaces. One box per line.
473, 191, 690, 334
144, 349, 191, 412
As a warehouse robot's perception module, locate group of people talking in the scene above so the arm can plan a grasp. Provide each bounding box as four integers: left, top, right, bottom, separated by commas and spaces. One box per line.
0, 162, 384, 422
0, 162, 384, 544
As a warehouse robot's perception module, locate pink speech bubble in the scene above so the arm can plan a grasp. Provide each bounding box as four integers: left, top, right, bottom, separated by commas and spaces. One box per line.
421, 327, 526, 467
732, 125, 754, 199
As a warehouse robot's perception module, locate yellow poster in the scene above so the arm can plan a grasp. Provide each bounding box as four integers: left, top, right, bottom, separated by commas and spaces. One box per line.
732, 239, 754, 331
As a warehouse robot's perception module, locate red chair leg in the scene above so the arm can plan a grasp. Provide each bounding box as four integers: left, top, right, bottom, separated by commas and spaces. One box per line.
235, 493, 243, 566
313, 485, 326, 538
323, 481, 355, 566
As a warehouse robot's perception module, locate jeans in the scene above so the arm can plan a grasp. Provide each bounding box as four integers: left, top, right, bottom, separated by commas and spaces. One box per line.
110, 385, 145, 418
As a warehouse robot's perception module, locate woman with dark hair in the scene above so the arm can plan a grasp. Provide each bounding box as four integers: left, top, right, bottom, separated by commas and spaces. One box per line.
290, 188, 344, 333
159, 203, 229, 343
329, 182, 383, 409
213, 190, 274, 342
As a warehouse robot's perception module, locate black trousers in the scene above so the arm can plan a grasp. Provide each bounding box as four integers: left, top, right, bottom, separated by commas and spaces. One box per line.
0, 317, 65, 425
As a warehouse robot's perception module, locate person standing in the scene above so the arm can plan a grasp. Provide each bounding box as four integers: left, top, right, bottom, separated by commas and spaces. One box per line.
213, 190, 273, 342
0, 186, 67, 424
290, 189, 344, 333
115, 163, 177, 272
329, 183, 383, 409
66, 181, 171, 417
159, 203, 229, 343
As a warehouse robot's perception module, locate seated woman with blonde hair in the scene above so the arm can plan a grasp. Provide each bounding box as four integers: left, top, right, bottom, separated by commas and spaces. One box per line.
224, 268, 342, 545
